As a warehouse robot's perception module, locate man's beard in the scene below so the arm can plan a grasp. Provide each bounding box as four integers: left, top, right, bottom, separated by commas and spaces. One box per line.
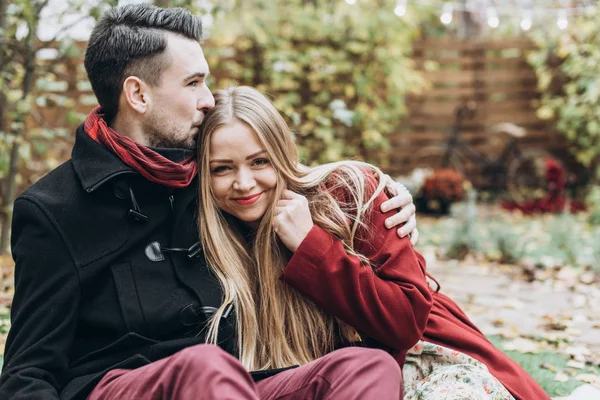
142, 116, 199, 150
146, 130, 195, 149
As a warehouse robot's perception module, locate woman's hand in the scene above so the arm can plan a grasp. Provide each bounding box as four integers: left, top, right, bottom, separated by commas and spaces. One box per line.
273, 190, 314, 253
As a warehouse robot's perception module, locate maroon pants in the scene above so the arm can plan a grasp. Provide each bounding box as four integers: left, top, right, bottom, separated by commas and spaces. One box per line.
87, 345, 402, 400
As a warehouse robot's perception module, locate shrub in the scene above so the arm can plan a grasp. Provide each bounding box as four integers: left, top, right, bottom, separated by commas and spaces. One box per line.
527, 8, 600, 178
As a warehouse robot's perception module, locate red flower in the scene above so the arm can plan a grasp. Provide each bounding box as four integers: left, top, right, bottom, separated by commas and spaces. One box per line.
421, 169, 465, 202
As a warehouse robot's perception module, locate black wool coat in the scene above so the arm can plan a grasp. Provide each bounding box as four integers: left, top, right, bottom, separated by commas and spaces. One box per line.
0, 125, 236, 400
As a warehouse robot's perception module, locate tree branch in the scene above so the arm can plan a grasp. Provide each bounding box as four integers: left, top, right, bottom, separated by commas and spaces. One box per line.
37, 15, 91, 48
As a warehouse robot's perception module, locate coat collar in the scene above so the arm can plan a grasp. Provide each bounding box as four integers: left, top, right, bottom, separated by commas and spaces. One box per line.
71, 124, 137, 193
71, 124, 197, 193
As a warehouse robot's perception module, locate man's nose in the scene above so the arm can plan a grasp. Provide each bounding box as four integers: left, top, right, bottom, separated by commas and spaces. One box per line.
198, 87, 215, 110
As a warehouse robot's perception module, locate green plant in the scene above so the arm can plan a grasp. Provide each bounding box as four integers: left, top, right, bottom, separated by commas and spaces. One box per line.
487, 225, 528, 265
443, 189, 480, 259
587, 185, 600, 225
546, 214, 581, 266
527, 9, 600, 178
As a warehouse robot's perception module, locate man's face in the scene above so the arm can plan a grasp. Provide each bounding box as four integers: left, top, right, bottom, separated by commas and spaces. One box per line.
143, 33, 215, 149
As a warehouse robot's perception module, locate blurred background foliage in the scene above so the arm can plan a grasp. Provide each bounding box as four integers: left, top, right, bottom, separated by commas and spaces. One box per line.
204, 0, 435, 168
0, 0, 122, 252
527, 7, 600, 181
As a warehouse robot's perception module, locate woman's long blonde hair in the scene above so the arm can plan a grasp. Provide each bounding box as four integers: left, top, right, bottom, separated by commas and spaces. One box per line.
198, 86, 386, 371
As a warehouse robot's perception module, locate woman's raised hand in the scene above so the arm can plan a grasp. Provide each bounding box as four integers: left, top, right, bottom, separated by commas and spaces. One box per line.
273, 190, 314, 253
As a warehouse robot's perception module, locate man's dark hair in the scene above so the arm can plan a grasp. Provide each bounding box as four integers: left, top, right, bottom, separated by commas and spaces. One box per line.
84, 4, 203, 122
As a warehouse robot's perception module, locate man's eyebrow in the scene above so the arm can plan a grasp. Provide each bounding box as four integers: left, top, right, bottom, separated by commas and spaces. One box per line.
210, 150, 267, 163
183, 71, 210, 81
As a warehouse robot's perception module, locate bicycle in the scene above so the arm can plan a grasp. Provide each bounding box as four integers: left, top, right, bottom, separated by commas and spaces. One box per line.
412, 101, 565, 203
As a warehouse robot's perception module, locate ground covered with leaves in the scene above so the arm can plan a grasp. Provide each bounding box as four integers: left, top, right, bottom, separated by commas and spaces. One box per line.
418, 206, 600, 398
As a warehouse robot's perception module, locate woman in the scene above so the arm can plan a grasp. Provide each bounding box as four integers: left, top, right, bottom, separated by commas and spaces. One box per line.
197, 86, 548, 400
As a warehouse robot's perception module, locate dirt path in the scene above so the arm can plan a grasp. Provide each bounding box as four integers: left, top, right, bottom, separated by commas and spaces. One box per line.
422, 248, 600, 368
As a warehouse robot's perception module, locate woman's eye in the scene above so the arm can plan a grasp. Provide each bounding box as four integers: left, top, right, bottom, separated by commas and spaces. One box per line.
253, 158, 270, 167
211, 165, 230, 174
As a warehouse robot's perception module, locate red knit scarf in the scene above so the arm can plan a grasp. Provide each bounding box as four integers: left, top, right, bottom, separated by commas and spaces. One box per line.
84, 106, 197, 188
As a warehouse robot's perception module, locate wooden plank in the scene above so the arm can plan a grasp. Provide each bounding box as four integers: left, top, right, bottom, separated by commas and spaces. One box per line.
414, 99, 536, 113
421, 71, 475, 84
476, 69, 537, 81
419, 57, 530, 70
481, 39, 536, 50
413, 40, 477, 51
389, 126, 552, 139
408, 104, 537, 118
413, 38, 535, 52
407, 113, 546, 127
419, 86, 538, 98
388, 130, 552, 149
422, 70, 537, 84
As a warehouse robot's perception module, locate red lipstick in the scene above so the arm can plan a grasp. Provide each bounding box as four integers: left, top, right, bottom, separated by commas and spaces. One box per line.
234, 193, 262, 205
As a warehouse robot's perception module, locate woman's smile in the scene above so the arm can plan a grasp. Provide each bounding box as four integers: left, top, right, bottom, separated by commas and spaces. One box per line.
233, 192, 263, 205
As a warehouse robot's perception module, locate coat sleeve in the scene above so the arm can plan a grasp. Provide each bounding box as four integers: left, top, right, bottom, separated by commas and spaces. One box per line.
280, 188, 433, 352
0, 197, 80, 399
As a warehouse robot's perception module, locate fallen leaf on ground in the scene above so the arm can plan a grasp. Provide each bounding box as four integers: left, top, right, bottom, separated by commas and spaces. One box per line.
554, 371, 570, 382
501, 298, 525, 310
503, 338, 541, 353
566, 360, 586, 370
492, 319, 505, 327
540, 362, 558, 372
541, 321, 569, 331
575, 374, 600, 389
565, 346, 592, 362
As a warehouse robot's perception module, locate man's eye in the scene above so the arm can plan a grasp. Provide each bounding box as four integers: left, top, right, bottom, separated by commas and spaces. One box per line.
253, 158, 270, 167
188, 80, 199, 87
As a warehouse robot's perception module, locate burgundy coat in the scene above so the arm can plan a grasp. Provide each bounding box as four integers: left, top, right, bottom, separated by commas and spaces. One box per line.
282, 186, 549, 400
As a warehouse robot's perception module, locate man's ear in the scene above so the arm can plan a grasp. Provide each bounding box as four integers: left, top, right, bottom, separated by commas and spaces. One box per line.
122, 76, 150, 114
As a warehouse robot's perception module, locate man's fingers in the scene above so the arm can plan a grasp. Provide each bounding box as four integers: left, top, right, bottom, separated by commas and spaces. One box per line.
409, 227, 419, 246
396, 214, 416, 238
384, 202, 415, 228
382, 174, 396, 194
381, 190, 412, 213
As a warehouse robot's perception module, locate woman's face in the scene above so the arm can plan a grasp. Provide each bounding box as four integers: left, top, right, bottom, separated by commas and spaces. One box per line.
209, 121, 278, 225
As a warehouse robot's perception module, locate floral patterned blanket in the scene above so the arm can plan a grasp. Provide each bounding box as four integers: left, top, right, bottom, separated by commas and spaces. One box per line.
403, 340, 515, 400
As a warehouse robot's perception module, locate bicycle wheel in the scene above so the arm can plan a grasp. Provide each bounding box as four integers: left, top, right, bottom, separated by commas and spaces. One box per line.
411, 145, 464, 175
506, 149, 566, 203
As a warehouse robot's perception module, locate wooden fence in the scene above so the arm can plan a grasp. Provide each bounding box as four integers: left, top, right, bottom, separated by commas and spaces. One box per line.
390, 38, 574, 180
25, 38, 577, 182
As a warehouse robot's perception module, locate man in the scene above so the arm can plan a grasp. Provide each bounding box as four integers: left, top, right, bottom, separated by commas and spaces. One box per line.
0, 4, 418, 399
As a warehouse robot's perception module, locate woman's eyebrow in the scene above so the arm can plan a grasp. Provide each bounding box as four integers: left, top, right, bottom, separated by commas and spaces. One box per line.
245, 150, 266, 160
210, 150, 266, 163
